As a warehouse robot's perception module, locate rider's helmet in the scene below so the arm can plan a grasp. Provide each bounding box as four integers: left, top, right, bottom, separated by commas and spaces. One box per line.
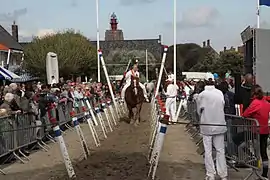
131, 58, 139, 67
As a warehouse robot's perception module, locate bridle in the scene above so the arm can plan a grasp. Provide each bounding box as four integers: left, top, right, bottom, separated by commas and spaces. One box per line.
133, 78, 137, 95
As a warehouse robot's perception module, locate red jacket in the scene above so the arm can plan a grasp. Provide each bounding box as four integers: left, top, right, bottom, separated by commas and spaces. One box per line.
242, 98, 270, 134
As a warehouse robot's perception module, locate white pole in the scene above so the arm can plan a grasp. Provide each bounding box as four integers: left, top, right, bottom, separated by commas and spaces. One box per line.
155, 46, 168, 97
96, 0, 101, 82
146, 49, 148, 82
173, 0, 177, 85
53, 125, 76, 178
257, 0, 260, 28
98, 50, 120, 116
6, 49, 11, 69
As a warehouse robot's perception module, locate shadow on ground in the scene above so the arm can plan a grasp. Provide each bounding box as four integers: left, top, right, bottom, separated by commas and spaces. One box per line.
1, 152, 254, 180
119, 117, 131, 124
2, 151, 149, 180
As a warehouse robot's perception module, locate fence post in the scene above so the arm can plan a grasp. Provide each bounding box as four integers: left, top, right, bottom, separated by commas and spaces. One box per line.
84, 110, 100, 147
85, 98, 98, 126
175, 98, 184, 121
148, 106, 169, 180
107, 100, 117, 125
72, 116, 90, 159
95, 107, 107, 138
101, 103, 113, 132
53, 125, 76, 178
98, 49, 120, 118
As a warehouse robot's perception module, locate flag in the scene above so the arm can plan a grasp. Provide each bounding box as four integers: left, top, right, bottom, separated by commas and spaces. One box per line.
260, 0, 270, 6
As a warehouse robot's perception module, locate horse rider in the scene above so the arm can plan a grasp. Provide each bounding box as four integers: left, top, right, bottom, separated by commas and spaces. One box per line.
121, 64, 149, 102
165, 74, 178, 123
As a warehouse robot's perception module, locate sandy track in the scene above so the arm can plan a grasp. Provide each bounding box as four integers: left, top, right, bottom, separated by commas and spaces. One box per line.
2, 103, 152, 180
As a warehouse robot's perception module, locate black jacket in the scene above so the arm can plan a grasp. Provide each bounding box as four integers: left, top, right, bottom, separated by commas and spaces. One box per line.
239, 83, 252, 111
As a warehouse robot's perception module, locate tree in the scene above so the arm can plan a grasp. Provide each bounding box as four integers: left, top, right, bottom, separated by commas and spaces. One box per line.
190, 50, 217, 72
23, 30, 96, 80
214, 50, 243, 77
108, 52, 134, 75
165, 43, 207, 74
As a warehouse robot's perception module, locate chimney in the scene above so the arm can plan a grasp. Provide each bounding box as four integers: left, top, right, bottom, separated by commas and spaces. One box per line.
158, 35, 161, 43
12, 21, 19, 42
203, 41, 206, 47
224, 46, 226, 51
207, 39, 210, 46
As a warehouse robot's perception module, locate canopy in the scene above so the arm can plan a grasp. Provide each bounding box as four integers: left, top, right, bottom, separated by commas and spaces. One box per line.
10, 73, 39, 83
0, 71, 11, 80
0, 66, 21, 79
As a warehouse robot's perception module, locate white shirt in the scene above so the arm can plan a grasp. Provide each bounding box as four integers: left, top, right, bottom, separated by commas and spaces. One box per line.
125, 70, 139, 84
165, 84, 178, 97
51, 78, 57, 84
74, 90, 84, 99
184, 85, 194, 96
197, 85, 226, 135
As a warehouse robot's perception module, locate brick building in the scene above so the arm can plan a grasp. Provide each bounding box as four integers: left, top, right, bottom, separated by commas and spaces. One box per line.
105, 13, 124, 41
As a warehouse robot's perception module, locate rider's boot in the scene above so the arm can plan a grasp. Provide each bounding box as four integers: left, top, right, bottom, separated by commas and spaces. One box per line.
144, 95, 149, 103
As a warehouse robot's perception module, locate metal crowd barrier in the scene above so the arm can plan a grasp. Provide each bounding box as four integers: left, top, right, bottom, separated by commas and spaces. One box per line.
185, 99, 263, 180
0, 96, 126, 175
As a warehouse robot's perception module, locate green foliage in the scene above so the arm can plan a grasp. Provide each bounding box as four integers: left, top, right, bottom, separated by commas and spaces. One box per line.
23, 30, 96, 79
104, 51, 154, 82
190, 49, 243, 77
166, 43, 243, 78
190, 50, 217, 72
166, 43, 207, 72
109, 52, 134, 75
214, 50, 243, 77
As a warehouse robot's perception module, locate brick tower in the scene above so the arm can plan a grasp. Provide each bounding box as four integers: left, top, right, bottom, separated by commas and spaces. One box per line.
105, 13, 124, 41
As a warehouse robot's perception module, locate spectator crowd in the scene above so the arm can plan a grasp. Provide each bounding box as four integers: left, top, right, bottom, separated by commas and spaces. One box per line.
178, 74, 270, 180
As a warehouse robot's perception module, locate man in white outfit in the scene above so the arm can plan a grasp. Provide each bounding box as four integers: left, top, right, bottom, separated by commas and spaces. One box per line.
121, 64, 149, 102
165, 74, 178, 123
197, 81, 228, 180
51, 76, 57, 85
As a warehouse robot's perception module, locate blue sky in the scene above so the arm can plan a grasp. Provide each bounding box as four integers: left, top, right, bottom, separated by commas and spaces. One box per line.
1, 0, 270, 51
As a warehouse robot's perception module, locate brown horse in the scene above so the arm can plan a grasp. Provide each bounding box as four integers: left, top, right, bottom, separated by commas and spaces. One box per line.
124, 76, 144, 126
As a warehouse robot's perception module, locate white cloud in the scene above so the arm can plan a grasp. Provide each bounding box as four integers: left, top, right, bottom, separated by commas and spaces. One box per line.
180, 6, 219, 28
36, 29, 56, 38
16, 29, 56, 42
18, 29, 32, 37
165, 6, 220, 29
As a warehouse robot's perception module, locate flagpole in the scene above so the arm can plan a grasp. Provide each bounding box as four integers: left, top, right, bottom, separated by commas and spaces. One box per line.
146, 49, 148, 82
257, 0, 260, 28
96, 0, 101, 82
173, 0, 176, 85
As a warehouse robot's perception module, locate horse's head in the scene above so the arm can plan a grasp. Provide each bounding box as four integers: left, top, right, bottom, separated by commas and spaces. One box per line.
131, 75, 140, 95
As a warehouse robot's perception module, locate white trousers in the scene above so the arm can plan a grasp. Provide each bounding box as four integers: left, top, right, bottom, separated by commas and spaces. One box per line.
165, 97, 176, 122
121, 81, 148, 99
203, 134, 227, 179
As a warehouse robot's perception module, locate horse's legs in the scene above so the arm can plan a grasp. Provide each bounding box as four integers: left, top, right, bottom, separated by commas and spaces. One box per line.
130, 110, 135, 124
134, 103, 143, 126
127, 105, 135, 124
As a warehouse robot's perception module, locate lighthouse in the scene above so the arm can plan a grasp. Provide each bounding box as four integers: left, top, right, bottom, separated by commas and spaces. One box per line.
105, 12, 124, 41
